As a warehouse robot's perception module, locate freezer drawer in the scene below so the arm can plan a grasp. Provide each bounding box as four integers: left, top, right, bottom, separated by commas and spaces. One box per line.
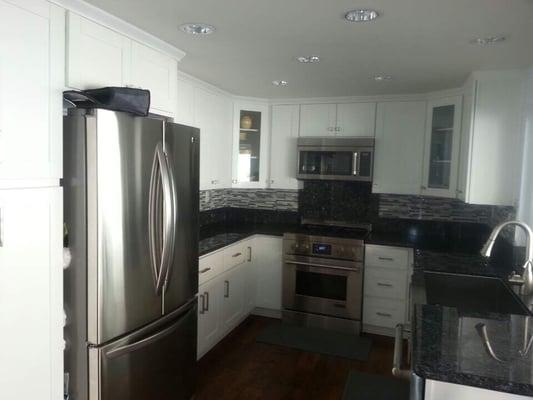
88, 300, 197, 400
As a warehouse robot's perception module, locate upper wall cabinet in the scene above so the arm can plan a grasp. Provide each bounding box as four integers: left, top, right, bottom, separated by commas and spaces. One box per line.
458, 70, 525, 206
269, 104, 300, 189
66, 12, 178, 116
232, 102, 270, 188
373, 101, 427, 195
299, 102, 376, 137
176, 78, 195, 126
421, 96, 463, 198
0, 0, 63, 183
130, 42, 178, 114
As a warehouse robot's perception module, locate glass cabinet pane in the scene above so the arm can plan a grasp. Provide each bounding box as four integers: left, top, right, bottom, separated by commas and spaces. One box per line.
238, 110, 261, 182
428, 105, 455, 189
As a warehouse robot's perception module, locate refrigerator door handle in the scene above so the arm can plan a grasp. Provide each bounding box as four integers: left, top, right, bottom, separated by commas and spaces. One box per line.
156, 144, 177, 294
148, 143, 166, 293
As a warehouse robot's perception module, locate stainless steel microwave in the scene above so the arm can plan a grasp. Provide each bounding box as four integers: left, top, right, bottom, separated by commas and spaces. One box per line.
296, 137, 374, 181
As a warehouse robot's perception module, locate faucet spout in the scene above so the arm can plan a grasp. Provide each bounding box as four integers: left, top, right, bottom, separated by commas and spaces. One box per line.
480, 220, 533, 295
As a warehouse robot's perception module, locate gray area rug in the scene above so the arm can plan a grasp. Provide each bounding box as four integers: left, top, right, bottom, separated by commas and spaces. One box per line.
342, 371, 410, 400
256, 324, 372, 361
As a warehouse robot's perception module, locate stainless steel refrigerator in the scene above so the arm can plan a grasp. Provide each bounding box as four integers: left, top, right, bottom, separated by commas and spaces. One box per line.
63, 108, 199, 400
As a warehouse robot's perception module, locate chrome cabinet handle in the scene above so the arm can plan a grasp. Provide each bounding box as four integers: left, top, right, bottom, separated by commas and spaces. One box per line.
204, 291, 209, 312
199, 295, 205, 314
377, 282, 393, 288
392, 324, 411, 379
247, 246, 252, 262
376, 312, 392, 318
353, 152, 359, 176
232, 252, 242, 258
378, 257, 394, 261
199, 268, 212, 274
224, 280, 230, 298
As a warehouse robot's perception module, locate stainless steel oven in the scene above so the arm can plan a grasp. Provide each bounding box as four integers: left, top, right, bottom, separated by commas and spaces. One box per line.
296, 137, 374, 182
282, 233, 365, 332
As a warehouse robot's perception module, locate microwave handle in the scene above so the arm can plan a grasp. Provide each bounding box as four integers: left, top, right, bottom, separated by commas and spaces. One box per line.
353, 152, 359, 176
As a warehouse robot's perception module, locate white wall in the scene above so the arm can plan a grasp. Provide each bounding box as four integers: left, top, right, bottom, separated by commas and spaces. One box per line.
517, 67, 533, 232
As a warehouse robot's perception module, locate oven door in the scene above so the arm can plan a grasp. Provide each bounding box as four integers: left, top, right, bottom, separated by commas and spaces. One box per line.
282, 259, 363, 320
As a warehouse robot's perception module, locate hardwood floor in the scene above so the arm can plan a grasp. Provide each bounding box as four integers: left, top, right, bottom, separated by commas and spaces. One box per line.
196, 316, 397, 400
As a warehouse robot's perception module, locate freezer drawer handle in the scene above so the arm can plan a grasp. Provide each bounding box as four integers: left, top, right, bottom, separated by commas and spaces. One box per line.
106, 318, 183, 360
199, 268, 212, 274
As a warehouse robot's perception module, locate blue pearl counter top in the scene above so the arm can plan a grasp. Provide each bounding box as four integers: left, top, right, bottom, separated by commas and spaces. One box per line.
413, 304, 533, 396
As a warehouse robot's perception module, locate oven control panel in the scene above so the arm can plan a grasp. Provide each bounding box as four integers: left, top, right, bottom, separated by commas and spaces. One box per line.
284, 234, 364, 262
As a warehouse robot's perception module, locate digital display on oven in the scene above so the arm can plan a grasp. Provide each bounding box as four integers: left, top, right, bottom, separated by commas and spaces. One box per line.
312, 243, 331, 255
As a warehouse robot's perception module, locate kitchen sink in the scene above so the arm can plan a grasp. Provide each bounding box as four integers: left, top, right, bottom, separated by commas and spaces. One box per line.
424, 271, 530, 315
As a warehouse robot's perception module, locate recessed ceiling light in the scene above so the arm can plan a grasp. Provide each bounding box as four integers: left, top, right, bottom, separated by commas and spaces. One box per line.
470, 36, 506, 46
179, 23, 216, 35
297, 55, 320, 64
272, 80, 288, 87
345, 9, 379, 22
374, 75, 393, 81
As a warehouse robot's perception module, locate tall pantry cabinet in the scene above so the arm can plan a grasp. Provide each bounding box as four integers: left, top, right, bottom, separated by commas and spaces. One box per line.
0, 1, 64, 400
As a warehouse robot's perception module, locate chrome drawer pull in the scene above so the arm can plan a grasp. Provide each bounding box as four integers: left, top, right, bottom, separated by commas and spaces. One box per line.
232, 252, 242, 258
377, 282, 393, 288
378, 257, 394, 261
376, 312, 392, 318
199, 267, 212, 274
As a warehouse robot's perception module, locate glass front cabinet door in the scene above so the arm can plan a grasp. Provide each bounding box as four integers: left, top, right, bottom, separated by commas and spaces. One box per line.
421, 96, 463, 198
232, 102, 270, 187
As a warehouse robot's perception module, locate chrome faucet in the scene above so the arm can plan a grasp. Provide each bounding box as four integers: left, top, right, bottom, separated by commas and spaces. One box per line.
480, 220, 533, 295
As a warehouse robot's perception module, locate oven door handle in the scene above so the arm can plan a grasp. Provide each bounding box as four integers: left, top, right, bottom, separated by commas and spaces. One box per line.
285, 260, 360, 272
392, 324, 411, 380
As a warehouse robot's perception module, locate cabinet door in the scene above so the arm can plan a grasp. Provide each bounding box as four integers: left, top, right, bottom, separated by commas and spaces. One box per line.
130, 41, 177, 115
66, 12, 131, 89
421, 96, 462, 198
221, 265, 246, 332
299, 103, 336, 136
197, 278, 223, 359
176, 78, 195, 126
0, 1, 55, 181
269, 104, 300, 189
336, 102, 376, 137
373, 101, 427, 195
232, 102, 270, 188
195, 87, 233, 189
0, 187, 62, 400
255, 236, 283, 310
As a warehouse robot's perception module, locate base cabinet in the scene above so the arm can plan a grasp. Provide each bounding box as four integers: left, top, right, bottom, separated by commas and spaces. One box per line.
425, 380, 532, 400
197, 277, 224, 359
254, 236, 283, 311
221, 265, 246, 332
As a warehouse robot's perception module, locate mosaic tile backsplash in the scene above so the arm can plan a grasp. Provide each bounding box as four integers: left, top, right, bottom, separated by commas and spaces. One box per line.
200, 189, 298, 212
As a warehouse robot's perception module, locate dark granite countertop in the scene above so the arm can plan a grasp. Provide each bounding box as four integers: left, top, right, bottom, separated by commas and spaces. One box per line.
413, 304, 533, 396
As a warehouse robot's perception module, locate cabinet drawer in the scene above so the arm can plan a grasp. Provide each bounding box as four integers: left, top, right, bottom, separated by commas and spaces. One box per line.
363, 297, 406, 328
199, 251, 224, 285
364, 267, 408, 300
365, 245, 410, 269
224, 242, 249, 271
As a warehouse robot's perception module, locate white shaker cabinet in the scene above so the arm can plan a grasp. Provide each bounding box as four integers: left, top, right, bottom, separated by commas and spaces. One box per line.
269, 104, 300, 189
299, 102, 376, 137
335, 102, 376, 137
221, 264, 246, 332
197, 276, 224, 359
457, 70, 525, 206
0, 187, 63, 400
66, 12, 131, 89
372, 101, 427, 195
130, 41, 178, 114
176, 78, 195, 126
0, 0, 62, 183
421, 96, 463, 198
299, 103, 336, 136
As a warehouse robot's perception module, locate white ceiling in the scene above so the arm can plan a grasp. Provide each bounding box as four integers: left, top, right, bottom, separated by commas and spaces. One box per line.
84, 0, 533, 98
